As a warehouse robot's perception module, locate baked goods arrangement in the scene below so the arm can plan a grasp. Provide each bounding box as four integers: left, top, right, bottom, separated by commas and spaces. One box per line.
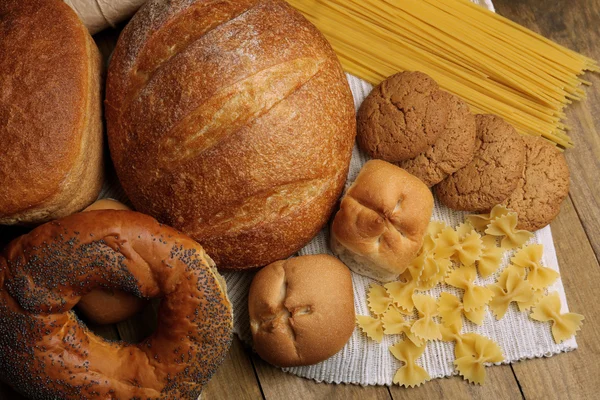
0, 0, 595, 397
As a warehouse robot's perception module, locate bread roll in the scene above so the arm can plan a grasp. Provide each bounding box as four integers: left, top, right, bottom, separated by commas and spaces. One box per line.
0, 0, 104, 225
331, 160, 434, 282
105, 0, 356, 269
249, 255, 355, 367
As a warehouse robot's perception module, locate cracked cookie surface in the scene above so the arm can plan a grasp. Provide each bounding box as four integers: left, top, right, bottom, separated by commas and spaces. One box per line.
435, 114, 526, 212
503, 136, 570, 231
397, 92, 477, 187
357, 71, 449, 161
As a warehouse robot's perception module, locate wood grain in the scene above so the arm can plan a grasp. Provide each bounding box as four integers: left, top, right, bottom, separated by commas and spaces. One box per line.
203, 337, 264, 400
388, 366, 523, 400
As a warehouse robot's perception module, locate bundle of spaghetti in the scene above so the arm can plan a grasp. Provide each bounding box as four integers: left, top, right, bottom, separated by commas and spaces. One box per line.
287, 0, 599, 148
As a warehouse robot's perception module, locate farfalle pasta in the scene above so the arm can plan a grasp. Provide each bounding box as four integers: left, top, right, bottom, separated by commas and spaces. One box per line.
511, 245, 560, 290
530, 292, 584, 344
385, 279, 418, 312
454, 333, 504, 385
445, 265, 494, 312
466, 205, 511, 231
389, 340, 431, 387
438, 292, 486, 329
410, 235, 452, 290
488, 266, 535, 320
411, 294, 442, 341
381, 306, 424, 347
486, 212, 533, 249
368, 284, 393, 315
517, 289, 545, 312
356, 315, 384, 343
436, 227, 483, 266
476, 235, 504, 278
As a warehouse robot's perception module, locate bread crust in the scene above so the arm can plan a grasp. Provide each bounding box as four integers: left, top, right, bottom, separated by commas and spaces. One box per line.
0, 0, 104, 225
331, 160, 434, 281
0, 210, 232, 399
248, 254, 355, 367
105, 0, 355, 269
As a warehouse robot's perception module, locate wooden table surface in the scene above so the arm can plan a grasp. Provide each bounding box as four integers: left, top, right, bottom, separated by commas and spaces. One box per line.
1, 0, 599, 399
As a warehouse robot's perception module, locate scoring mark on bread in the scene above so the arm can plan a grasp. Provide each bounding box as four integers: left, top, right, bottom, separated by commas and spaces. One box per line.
120, 0, 261, 115
158, 57, 326, 167
201, 177, 329, 234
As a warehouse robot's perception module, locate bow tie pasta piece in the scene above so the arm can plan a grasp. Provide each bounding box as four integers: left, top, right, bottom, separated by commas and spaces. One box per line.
454, 333, 505, 385
488, 266, 535, 320
368, 284, 393, 315
476, 235, 504, 278
517, 289, 545, 312
466, 205, 511, 231
438, 293, 486, 330
410, 234, 453, 290
445, 265, 494, 312
436, 227, 483, 266
427, 220, 448, 239
456, 222, 475, 239
530, 292, 584, 344
511, 245, 560, 290
485, 212, 533, 249
356, 315, 384, 342
411, 294, 442, 341
381, 306, 424, 346
385, 279, 418, 312
389, 340, 431, 387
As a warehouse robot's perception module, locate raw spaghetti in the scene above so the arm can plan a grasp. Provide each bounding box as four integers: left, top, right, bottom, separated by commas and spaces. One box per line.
286, 0, 599, 148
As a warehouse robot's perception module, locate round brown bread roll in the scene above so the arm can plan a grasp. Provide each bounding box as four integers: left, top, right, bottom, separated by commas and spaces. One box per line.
0, 210, 232, 399
330, 160, 434, 282
105, 0, 356, 269
435, 114, 526, 212
357, 71, 449, 162
249, 254, 355, 367
0, 0, 103, 225
77, 199, 147, 325
503, 136, 570, 231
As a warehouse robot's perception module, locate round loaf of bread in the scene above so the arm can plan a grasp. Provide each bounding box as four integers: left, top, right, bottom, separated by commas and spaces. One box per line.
248, 254, 355, 367
0, 0, 104, 225
331, 160, 434, 282
105, 0, 356, 269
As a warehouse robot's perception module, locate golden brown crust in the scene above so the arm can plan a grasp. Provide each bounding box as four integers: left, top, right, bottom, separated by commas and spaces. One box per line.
357, 71, 449, 162
503, 136, 570, 231
248, 255, 355, 367
397, 92, 477, 187
330, 160, 434, 282
435, 114, 526, 212
0, 210, 232, 399
76, 199, 147, 325
106, 0, 355, 269
0, 0, 104, 225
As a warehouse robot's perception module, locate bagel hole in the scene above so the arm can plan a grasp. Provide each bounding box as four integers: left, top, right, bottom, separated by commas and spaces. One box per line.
77, 298, 161, 344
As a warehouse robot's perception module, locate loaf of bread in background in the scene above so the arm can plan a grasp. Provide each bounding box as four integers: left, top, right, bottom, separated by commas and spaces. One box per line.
0, 0, 104, 225
331, 160, 434, 282
105, 0, 356, 269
